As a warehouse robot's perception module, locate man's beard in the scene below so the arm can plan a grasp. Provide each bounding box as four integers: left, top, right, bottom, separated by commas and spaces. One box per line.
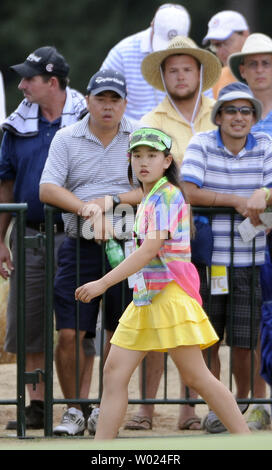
168, 88, 199, 103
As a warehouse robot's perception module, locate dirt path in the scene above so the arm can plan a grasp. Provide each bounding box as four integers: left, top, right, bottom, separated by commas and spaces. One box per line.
0, 345, 260, 439
0, 278, 271, 440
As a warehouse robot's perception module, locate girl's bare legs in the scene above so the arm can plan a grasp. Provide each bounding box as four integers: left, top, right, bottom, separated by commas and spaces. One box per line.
95, 345, 147, 440
169, 345, 250, 434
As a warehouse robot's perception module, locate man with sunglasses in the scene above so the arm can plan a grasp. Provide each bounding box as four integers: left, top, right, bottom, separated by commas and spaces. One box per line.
228, 33, 272, 431
181, 81, 272, 433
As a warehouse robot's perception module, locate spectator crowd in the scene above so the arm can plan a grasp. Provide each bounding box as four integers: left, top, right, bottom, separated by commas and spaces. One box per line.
0, 4, 272, 437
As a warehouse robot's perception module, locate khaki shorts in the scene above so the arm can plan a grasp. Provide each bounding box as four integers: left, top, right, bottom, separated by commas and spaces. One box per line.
4, 225, 95, 356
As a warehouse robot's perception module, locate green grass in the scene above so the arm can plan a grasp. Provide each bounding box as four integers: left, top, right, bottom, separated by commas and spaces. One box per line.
0, 432, 270, 450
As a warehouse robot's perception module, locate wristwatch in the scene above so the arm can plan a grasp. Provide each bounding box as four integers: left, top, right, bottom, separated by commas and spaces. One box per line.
261, 187, 270, 202
112, 195, 121, 209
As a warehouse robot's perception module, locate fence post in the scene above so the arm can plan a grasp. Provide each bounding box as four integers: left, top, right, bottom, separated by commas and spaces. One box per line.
44, 205, 55, 436
16, 205, 27, 438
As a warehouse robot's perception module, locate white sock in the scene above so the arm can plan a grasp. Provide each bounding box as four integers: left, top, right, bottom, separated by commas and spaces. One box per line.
252, 403, 271, 415
68, 407, 83, 416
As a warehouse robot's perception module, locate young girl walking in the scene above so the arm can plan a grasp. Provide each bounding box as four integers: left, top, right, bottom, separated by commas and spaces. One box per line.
75, 128, 250, 439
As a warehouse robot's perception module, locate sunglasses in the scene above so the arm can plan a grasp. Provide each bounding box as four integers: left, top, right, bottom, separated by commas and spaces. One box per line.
129, 131, 172, 150
219, 105, 256, 116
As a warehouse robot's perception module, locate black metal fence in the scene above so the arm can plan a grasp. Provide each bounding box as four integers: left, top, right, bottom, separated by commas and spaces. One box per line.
0, 203, 271, 438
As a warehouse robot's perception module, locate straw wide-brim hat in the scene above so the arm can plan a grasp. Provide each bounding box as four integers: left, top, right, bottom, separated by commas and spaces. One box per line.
141, 35, 222, 92
228, 33, 272, 83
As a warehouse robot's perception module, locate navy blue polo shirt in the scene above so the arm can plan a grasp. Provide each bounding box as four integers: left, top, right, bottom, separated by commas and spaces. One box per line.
0, 115, 61, 222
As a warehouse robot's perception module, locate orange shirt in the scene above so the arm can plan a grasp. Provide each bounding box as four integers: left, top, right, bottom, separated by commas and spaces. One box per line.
212, 66, 237, 99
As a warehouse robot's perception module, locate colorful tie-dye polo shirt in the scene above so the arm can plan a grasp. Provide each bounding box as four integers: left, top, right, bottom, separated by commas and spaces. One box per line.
133, 182, 202, 306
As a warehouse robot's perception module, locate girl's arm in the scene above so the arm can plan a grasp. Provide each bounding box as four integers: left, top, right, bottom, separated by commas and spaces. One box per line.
75, 229, 168, 303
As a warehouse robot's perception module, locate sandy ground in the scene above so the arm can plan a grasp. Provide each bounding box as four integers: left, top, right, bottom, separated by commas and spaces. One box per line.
0, 278, 271, 441
0, 353, 208, 439
0, 276, 209, 439
1, 345, 270, 440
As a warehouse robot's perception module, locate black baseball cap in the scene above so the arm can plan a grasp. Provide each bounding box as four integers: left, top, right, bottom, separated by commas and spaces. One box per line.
10, 46, 70, 78
87, 70, 127, 99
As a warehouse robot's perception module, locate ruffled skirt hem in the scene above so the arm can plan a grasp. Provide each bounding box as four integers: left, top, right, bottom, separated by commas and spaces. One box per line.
111, 281, 218, 352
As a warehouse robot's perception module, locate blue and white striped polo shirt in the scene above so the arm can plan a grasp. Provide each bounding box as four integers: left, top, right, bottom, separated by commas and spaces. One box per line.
252, 109, 272, 136
40, 113, 137, 237
181, 129, 272, 267
101, 28, 165, 122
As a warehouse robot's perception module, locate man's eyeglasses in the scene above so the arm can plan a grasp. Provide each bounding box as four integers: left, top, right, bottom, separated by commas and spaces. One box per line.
243, 59, 272, 70
219, 105, 255, 116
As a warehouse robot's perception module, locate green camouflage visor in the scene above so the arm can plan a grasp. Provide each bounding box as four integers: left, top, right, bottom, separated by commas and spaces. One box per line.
128, 128, 172, 152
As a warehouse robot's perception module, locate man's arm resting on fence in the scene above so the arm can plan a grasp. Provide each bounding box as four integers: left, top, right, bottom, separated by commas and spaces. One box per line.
0, 179, 14, 279
183, 182, 248, 216
79, 187, 143, 216
246, 187, 272, 226
40, 182, 114, 240
40, 183, 85, 214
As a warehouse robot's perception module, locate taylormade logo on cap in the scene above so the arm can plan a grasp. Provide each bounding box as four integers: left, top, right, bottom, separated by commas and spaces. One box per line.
10, 46, 70, 78
95, 77, 125, 86
87, 70, 127, 98
26, 53, 42, 63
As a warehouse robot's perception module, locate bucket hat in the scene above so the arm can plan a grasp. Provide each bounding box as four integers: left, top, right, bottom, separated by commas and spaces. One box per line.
141, 35, 221, 92
228, 33, 272, 82
211, 82, 262, 124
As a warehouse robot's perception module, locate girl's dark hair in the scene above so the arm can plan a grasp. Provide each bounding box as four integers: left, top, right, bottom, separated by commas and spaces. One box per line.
128, 147, 195, 238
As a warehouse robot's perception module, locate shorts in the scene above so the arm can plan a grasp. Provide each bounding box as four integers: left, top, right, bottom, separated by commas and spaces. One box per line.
5, 225, 65, 354
197, 265, 262, 349
54, 237, 133, 336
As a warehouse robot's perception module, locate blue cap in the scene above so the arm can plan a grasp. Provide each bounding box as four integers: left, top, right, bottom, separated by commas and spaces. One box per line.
211, 82, 262, 124
86, 70, 127, 99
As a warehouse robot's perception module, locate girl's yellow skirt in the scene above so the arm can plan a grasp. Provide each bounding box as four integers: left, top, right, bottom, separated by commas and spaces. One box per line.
111, 281, 219, 352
